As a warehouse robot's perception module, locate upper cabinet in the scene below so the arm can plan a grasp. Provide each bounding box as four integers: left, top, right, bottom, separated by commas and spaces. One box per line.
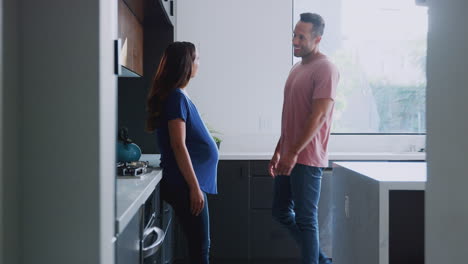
118, 0, 144, 77
123, 0, 144, 23
116, 0, 175, 77
160, 0, 175, 26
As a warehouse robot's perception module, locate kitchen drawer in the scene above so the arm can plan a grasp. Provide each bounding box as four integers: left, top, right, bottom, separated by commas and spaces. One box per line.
251, 168, 334, 258
209, 161, 249, 261
250, 160, 270, 177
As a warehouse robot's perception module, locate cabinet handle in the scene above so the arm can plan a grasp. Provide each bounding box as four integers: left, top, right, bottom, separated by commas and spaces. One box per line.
114, 39, 121, 75
144, 213, 156, 230
170, 0, 174, 16
142, 226, 165, 258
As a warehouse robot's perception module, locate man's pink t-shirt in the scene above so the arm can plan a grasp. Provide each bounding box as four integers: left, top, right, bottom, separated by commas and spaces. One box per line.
279, 55, 340, 168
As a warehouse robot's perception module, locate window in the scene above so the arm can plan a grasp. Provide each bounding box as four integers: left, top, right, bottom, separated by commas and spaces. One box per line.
294, 0, 428, 133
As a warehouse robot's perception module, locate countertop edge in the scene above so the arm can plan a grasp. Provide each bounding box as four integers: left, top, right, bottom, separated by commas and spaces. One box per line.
217, 152, 426, 160
332, 161, 426, 186
116, 169, 163, 234
141, 152, 426, 162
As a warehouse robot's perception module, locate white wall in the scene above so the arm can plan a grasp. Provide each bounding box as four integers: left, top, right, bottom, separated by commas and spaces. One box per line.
426, 0, 468, 262
175, 0, 425, 154
176, 0, 293, 152
1, 0, 117, 263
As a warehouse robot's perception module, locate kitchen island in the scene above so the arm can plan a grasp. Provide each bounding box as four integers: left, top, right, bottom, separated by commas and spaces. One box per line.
332, 162, 426, 264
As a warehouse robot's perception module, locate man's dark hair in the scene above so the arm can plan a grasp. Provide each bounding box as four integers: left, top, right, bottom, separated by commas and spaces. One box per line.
300, 13, 325, 37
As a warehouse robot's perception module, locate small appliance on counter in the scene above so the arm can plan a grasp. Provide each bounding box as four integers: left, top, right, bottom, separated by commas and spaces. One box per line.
116, 127, 149, 177
117, 161, 149, 177
117, 127, 142, 163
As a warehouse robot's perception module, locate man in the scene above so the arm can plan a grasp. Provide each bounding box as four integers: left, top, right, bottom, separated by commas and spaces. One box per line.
269, 13, 339, 264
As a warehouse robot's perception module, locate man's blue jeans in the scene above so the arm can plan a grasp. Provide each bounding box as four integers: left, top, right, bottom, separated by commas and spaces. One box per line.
272, 164, 329, 264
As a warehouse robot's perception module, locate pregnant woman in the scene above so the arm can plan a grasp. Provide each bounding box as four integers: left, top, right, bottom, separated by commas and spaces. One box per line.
145, 41, 219, 264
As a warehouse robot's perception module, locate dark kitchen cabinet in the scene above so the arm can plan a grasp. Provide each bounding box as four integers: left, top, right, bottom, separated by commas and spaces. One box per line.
209, 160, 250, 261
117, 184, 173, 264
159, 0, 175, 26
143, 186, 174, 264
172, 160, 333, 263
250, 210, 300, 260
249, 162, 334, 259
207, 160, 299, 262
250, 161, 274, 209
172, 161, 250, 263
249, 161, 300, 261
203, 160, 332, 263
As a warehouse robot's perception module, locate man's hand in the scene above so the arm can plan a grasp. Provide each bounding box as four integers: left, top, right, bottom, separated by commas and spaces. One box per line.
268, 152, 281, 177
275, 151, 298, 176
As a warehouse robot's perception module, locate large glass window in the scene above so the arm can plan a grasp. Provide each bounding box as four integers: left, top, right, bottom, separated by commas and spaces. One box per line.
295, 0, 428, 133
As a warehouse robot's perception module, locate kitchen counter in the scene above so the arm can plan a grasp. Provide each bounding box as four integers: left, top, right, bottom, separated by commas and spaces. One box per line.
218, 152, 425, 161
115, 167, 162, 233
140, 152, 425, 163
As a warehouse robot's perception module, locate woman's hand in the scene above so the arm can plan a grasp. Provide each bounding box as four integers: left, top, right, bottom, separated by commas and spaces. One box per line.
189, 187, 205, 216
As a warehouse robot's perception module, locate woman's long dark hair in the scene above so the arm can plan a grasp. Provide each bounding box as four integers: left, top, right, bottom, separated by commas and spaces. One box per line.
146, 42, 196, 132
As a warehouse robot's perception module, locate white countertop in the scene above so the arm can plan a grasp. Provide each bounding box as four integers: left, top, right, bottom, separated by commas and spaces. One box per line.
333, 161, 427, 182
115, 168, 162, 233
